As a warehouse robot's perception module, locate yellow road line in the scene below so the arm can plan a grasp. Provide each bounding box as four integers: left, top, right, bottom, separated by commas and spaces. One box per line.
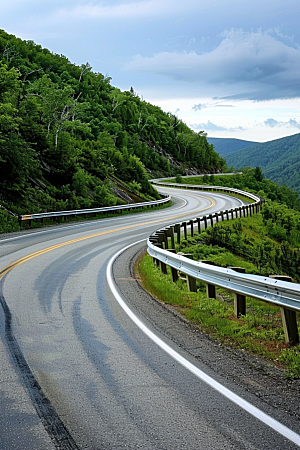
0, 194, 215, 279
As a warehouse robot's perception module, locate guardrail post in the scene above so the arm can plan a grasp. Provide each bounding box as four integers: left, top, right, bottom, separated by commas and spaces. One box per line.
169, 249, 178, 282
174, 224, 181, 244
209, 214, 214, 227
189, 220, 194, 237
269, 275, 299, 345
156, 231, 166, 249
187, 275, 197, 292
151, 240, 160, 267
168, 227, 175, 249
226, 210, 229, 220
229, 267, 246, 317
180, 253, 197, 292
203, 216, 208, 229
182, 222, 187, 240
201, 260, 216, 298
156, 244, 167, 273
197, 218, 201, 233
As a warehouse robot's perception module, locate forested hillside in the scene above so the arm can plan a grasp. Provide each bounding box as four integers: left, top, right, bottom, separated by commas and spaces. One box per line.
225, 133, 300, 195
206, 137, 258, 156
0, 29, 224, 218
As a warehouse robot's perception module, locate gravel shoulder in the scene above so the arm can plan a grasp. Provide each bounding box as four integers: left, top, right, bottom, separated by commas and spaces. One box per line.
113, 241, 300, 423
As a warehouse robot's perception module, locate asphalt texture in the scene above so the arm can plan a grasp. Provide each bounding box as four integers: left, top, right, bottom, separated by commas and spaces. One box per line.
0, 188, 300, 449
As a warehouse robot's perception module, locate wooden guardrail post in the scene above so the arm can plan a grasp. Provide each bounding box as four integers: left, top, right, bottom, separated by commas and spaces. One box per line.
183, 253, 197, 292
156, 241, 167, 274
156, 231, 166, 249
201, 260, 216, 298
197, 217, 201, 233
229, 267, 246, 317
167, 227, 175, 249
189, 220, 194, 237
269, 275, 299, 345
182, 222, 187, 240
203, 216, 208, 229
168, 249, 178, 282
174, 224, 181, 244
152, 242, 161, 267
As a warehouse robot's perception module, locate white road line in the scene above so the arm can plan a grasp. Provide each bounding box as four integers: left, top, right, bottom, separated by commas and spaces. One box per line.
107, 240, 300, 448
0, 196, 187, 243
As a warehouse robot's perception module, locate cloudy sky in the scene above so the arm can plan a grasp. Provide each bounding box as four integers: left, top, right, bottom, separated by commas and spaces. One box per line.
1, 0, 300, 142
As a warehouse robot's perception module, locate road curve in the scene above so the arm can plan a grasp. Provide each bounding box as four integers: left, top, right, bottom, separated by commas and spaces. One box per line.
0, 187, 299, 450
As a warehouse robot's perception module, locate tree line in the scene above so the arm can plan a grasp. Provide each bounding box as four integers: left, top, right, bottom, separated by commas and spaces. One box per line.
177, 169, 300, 281
0, 29, 224, 219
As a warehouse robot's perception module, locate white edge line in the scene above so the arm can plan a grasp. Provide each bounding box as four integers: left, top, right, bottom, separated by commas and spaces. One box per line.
107, 240, 300, 448
0, 194, 187, 244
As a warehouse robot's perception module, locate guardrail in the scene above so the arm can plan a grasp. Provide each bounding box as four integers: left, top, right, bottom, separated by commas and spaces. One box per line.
18, 194, 171, 227
147, 184, 300, 346
151, 179, 260, 202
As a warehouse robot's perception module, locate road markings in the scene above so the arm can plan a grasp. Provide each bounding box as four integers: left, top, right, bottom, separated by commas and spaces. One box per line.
107, 240, 300, 448
0, 195, 215, 279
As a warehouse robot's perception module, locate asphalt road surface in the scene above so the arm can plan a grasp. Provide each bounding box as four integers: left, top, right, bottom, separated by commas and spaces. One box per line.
1, 187, 300, 449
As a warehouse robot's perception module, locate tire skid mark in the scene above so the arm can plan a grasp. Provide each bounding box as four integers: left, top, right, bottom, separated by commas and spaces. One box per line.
0, 291, 80, 450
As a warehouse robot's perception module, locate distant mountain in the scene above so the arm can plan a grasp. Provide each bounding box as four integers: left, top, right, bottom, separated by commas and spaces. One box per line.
224, 133, 300, 195
207, 137, 258, 156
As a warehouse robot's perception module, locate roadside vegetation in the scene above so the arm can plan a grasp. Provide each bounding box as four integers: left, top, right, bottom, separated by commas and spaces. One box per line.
171, 167, 300, 210
138, 169, 300, 378
0, 28, 224, 233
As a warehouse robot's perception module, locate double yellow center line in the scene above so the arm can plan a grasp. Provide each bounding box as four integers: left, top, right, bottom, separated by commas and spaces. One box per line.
0, 195, 215, 279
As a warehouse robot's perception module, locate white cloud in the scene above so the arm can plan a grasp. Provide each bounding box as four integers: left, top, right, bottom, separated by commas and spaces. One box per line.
190, 121, 244, 132
124, 29, 300, 100
265, 118, 300, 129
192, 103, 205, 111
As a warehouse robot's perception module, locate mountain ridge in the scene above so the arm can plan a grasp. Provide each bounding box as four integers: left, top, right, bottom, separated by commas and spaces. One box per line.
206, 137, 259, 156
224, 133, 300, 195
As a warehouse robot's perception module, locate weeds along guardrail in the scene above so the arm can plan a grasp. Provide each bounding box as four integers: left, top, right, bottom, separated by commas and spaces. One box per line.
18, 194, 171, 228
147, 182, 300, 346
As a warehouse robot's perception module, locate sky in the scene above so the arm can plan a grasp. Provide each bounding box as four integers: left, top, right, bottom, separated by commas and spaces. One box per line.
1, 0, 300, 142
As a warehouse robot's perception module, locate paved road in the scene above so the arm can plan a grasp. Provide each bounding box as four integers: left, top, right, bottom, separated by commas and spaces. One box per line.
0, 188, 299, 449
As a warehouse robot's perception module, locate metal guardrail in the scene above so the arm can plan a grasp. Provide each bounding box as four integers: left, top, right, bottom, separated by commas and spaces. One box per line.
147, 241, 300, 311
146, 183, 300, 345
151, 179, 260, 202
18, 194, 171, 226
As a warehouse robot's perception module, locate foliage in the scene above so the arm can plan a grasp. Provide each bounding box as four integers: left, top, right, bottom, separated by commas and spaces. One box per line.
175, 173, 183, 183
224, 133, 300, 195
206, 137, 258, 156
138, 253, 300, 377
0, 29, 224, 230
180, 168, 300, 210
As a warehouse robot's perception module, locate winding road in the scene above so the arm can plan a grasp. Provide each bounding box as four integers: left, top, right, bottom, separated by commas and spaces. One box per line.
0, 187, 300, 449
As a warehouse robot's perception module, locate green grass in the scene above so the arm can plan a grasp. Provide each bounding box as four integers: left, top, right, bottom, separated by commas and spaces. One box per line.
138, 252, 300, 378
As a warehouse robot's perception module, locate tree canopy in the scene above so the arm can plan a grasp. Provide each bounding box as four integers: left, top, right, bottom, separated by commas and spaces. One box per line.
0, 29, 225, 215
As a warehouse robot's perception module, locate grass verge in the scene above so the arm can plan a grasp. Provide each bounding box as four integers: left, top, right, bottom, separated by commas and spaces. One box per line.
137, 252, 300, 379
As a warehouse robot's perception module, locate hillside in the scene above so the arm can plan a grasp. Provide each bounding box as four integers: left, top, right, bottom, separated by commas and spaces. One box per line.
0, 29, 224, 217
206, 137, 258, 156
225, 133, 300, 195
